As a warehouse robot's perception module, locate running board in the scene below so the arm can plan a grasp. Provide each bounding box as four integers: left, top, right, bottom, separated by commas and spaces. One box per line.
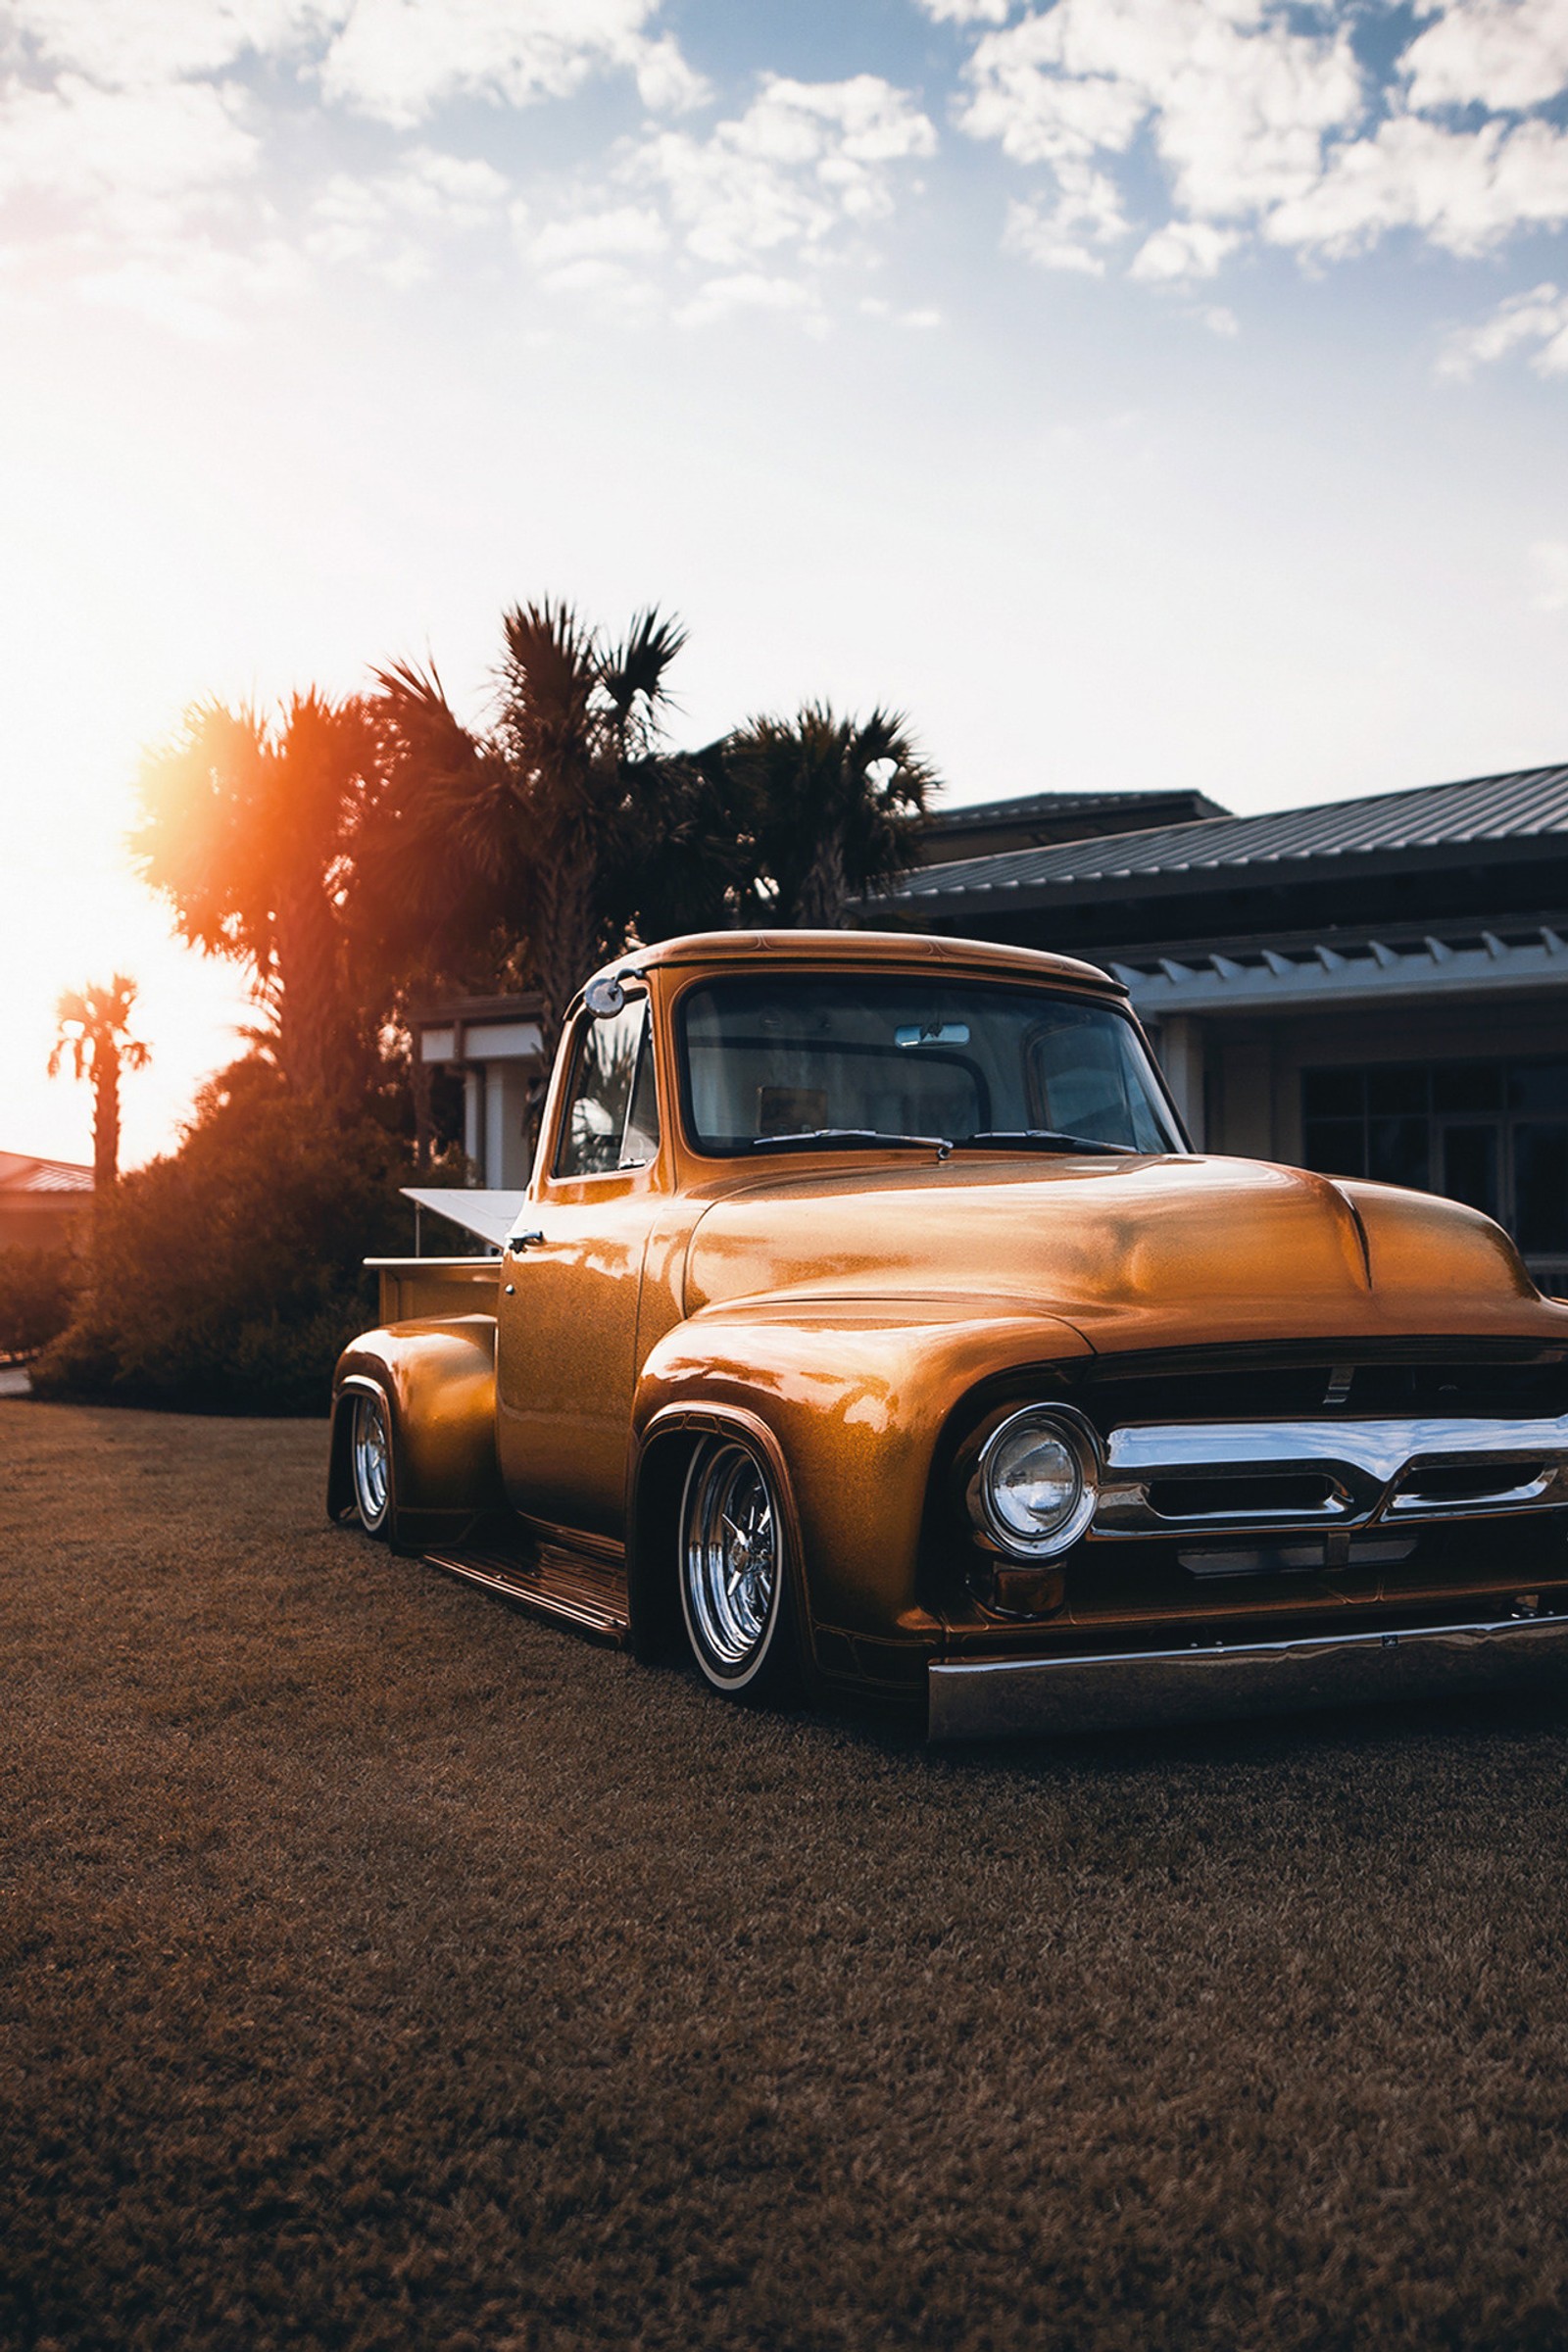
423, 1529, 629, 1645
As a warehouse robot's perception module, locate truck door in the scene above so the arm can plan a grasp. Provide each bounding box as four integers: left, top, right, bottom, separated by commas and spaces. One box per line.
495, 992, 664, 1540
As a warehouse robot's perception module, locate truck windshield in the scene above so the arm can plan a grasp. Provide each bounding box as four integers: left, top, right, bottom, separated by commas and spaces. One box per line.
678, 974, 1183, 1157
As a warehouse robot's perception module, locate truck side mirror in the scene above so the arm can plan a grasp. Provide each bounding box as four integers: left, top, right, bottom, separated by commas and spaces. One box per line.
584, 976, 626, 1018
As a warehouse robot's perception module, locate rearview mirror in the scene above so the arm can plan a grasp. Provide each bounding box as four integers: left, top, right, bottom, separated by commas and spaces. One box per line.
896, 1022, 970, 1048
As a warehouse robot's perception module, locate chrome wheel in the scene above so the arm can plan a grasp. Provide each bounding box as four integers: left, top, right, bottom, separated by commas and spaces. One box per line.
351, 1389, 392, 1536
680, 1437, 785, 1688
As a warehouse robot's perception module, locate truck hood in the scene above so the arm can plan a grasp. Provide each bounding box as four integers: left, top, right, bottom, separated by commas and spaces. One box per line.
683, 1152, 1566, 1351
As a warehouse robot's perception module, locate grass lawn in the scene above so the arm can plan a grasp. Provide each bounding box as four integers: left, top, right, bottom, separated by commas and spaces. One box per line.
5, 1400, 1568, 2350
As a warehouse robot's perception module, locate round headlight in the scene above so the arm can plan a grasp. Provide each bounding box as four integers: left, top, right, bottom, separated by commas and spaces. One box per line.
972, 1408, 1099, 1557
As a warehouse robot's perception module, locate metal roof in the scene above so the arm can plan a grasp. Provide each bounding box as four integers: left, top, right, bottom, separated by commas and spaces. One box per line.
0, 1152, 92, 1196
923, 786, 1228, 834
892, 762, 1568, 905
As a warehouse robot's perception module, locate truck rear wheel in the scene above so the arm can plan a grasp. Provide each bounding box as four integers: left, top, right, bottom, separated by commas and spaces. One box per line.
678, 1435, 800, 1701
350, 1388, 394, 1539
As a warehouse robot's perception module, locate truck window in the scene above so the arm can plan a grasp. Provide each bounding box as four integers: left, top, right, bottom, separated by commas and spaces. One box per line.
678, 975, 1179, 1155
555, 1000, 661, 1179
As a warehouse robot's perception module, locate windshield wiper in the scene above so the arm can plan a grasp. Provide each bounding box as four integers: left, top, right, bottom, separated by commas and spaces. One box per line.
749, 1128, 952, 1156
958, 1129, 1132, 1155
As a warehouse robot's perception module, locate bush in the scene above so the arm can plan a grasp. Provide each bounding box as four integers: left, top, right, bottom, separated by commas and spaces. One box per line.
0, 1247, 82, 1362
33, 1069, 412, 1415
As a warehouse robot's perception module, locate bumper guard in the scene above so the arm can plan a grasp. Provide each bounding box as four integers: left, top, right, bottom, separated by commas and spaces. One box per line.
927, 1610, 1568, 1739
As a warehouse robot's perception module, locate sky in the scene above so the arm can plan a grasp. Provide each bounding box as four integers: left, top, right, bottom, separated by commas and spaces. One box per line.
7, 0, 1568, 1167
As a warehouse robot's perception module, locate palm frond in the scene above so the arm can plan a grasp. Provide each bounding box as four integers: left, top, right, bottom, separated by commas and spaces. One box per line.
600, 607, 688, 738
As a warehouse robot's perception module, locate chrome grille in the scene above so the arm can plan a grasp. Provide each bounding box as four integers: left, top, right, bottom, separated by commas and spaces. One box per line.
1091, 1413, 1568, 1540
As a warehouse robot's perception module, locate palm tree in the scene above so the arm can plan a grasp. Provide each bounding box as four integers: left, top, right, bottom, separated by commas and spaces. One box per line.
48, 976, 151, 1191
721, 703, 935, 925
351, 614, 938, 1171
355, 659, 521, 1170
607, 736, 764, 945
363, 604, 693, 1054
495, 600, 689, 1038
130, 692, 378, 1102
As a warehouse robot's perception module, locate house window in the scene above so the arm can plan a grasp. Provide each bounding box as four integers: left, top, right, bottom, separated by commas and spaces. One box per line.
1300, 1058, 1568, 1256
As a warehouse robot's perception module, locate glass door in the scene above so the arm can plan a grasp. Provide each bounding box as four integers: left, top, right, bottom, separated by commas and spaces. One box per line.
1436, 1121, 1501, 1222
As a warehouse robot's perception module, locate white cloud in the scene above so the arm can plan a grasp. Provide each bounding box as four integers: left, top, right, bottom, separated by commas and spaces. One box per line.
1003, 162, 1127, 271
1130, 217, 1240, 278
0, 58, 287, 333
1200, 301, 1240, 334
1440, 280, 1568, 374
1, 12, 931, 336
1403, 0, 1568, 114
318, 0, 704, 126
1530, 537, 1568, 608
2, 0, 326, 88
955, 0, 1568, 299
309, 145, 509, 278
859, 295, 945, 324
78, 235, 307, 337
532, 253, 660, 307
525, 76, 937, 320
1004, 202, 1102, 270
0, 2, 708, 328
962, 0, 1361, 217
963, 12, 1149, 167
913, 0, 1014, 20
27, 0, 1568, 351
530, 204, 667, 267
1265, 114, 1568, 256
633, 32, 710, 113
674, 270, 822, 328
627, 74, 937, 269
6, 0, 709, 122
0, 74, 259, 224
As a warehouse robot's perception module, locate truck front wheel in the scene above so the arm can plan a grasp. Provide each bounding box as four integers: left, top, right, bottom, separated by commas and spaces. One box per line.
678, 1435, 800, 1702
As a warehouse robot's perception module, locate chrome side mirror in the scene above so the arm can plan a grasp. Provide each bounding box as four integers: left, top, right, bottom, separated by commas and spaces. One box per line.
584, 975, 626, 1018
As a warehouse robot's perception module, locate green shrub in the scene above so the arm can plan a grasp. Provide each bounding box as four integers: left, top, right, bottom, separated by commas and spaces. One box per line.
0, 1247, 82, 1362
33, 1068, 411, 1415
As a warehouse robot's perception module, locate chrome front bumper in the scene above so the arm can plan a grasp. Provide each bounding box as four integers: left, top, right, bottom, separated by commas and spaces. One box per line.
927, 1611, 1568, 1739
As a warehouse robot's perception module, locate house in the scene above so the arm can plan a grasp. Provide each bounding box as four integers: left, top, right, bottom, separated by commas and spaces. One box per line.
882, 761, 1568, 1290
0, 1152, 92, 1252
406, 793, 1228, 1194
409, 992, 547, 1192
409, 762, 1568, 1292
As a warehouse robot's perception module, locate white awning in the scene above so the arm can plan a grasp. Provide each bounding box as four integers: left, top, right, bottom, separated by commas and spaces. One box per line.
1119, 925, 1568, 1018
401, 1188, 525, 1250
419, 1018, 544, 1064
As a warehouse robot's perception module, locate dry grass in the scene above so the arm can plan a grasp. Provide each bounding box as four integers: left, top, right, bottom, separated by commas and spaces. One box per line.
5, 1400, 1568, 2350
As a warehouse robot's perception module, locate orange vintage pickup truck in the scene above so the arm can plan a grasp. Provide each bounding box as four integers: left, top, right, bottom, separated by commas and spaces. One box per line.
329, 928, 1568, 1737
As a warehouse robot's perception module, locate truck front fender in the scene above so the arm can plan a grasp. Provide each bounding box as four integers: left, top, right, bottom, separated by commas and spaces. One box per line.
631, 1298, 1093, 1642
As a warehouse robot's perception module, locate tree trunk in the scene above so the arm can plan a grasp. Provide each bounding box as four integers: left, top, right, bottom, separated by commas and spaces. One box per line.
91, 1047, 121, 1192
792, 830, 848, 928
273, 869, 343, 1101
534, 832, 601, 1049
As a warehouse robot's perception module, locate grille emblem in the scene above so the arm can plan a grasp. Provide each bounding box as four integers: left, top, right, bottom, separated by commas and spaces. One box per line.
1324, 1364, 1354, 1406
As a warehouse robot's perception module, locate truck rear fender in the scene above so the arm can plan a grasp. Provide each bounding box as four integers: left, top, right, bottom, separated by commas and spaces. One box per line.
328, 1314, 504, 1544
